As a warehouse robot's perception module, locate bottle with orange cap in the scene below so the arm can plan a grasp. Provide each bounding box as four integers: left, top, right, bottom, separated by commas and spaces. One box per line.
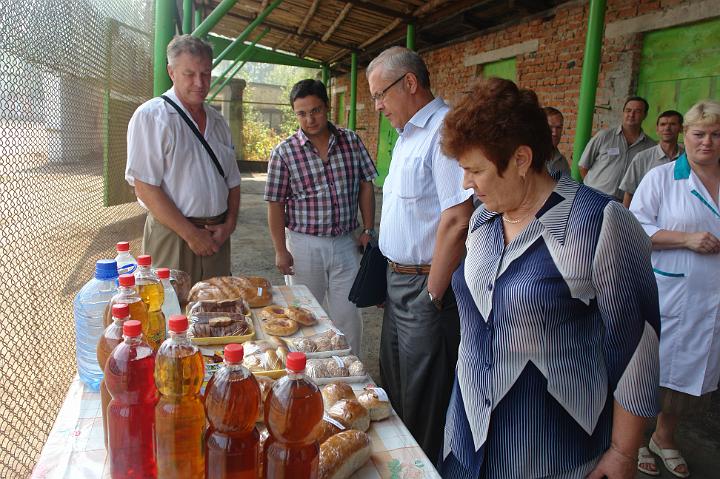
154, 315, 206, 478
134, 255, 165, 350
205, 343, 262, 479
263, 352, 324, 479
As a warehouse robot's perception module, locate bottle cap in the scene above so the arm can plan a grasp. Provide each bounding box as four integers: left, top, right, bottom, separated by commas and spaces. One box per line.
116, 241, 130, 252
168, 315, 188, 332
137, 255, 152, 267
286, 352, 306, 372
224, 343, 244, 363
123, 320, 142, 337
95, 259, 119, 280
112, 303, 130, 318
156, 267, 170, 279
118, 274, 135, 287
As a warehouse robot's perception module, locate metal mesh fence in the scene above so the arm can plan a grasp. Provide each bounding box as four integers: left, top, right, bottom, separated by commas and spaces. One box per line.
0, 0, 154, 475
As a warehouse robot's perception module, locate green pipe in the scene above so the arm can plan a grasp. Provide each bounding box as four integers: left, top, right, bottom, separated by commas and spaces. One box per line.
211, 0, 285, 68
183, 0, 193, 34
210, 27, 269, 91
322, 64, 329, 87
194, 8, 202, 31
406, 22, 415, 51
571, 0, 606, 181
349, 52, 357, 130
192, 0, 238, 39
207, 29, 269, 102
153, 0, 176, 96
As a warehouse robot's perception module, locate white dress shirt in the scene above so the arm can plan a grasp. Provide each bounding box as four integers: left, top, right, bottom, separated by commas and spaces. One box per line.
379, 98, 472, 265
125, 87, 241, 218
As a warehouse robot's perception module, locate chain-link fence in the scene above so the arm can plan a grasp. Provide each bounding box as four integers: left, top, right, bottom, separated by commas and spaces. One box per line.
0, 0, 154, 475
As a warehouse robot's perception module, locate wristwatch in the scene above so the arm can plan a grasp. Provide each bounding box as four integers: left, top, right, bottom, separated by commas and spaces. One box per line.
428, 290, 443, 311
362, 228, 376, 238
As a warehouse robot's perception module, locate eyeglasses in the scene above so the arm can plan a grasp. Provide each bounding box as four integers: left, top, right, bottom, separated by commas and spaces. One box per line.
371, 73, 406, 103
294, 106, 325, 119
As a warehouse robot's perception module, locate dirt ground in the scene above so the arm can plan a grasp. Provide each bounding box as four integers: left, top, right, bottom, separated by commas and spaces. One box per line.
230, 172, 720, 479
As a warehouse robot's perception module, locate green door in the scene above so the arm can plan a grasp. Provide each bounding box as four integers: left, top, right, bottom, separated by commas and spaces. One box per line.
376, 113, 398, 187
336, 92, 346, 127
481, 57, 517, 82
637, 18, 720, 140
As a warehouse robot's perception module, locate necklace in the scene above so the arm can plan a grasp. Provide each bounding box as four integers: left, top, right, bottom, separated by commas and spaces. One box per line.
501, 213, 528, 224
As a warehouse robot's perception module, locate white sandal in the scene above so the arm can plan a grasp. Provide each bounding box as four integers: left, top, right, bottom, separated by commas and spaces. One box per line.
637, 446, 659, 476
649, 437, 690, 478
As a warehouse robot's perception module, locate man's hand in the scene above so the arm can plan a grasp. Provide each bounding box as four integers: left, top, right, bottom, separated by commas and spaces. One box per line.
275, 249, 294, 275
358, 232, 372, 249
586, 445, 636, 479
205, 221, 235, 248
684, 231, 720, 254
185, 228, 220, 257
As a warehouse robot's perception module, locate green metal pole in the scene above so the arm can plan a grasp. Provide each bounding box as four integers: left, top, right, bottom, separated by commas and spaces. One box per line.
349, 52, 357, 130
183, 0, 193, 34
207, 29, 269, 102
192, 0, 238, 39
322, 64, 329, 87
406, 22, 415, 51
211, 0, 285, 67
210, 27, 269, 91
571, 0, 607, 182
154, 0, 176, 96
194, 8, 202, 31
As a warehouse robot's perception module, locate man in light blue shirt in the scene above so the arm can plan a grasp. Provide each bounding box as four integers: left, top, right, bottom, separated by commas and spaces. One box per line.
366, 46, 474, 462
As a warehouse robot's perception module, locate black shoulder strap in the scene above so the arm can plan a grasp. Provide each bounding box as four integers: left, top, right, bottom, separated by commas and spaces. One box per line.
160, 95, 225, 178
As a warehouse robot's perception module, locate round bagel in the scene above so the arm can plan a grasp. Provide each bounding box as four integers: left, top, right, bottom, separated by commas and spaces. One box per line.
262, 317, 299, 337
259, 304, 287, 321
285, 306, 317, 326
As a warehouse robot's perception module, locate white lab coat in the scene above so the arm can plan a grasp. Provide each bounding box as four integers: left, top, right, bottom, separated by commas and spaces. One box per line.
630, 154, 720, 396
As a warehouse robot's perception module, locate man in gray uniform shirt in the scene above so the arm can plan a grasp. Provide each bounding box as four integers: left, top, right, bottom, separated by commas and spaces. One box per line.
579, 96, 656, 200
620, 110, 683, 207
544, 106, 570, 175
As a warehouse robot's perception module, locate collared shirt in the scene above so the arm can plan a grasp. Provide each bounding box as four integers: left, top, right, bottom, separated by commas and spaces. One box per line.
579, 125, 656, 199
125, 87, 241, 217
264, 122, 377, 237
546, 147, 570, 176
620, 143, 683, 195
379, 98, 473, 265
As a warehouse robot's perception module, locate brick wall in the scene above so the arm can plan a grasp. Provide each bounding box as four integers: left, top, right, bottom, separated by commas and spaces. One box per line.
331, 0, 709, 163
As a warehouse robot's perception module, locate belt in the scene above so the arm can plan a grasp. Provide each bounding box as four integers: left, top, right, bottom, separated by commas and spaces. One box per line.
186, 210, 227, 227
388, 260, 431, 275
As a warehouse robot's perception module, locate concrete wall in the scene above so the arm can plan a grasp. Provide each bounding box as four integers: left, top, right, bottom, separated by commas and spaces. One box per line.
332, 0, 719, 163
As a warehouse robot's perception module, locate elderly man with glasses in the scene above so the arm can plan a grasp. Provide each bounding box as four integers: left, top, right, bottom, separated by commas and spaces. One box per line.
366, 46, 474, 462
264, 79, 377, 355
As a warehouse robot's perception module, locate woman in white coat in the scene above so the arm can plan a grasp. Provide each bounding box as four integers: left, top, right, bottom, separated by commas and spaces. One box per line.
630, 99, 720, 478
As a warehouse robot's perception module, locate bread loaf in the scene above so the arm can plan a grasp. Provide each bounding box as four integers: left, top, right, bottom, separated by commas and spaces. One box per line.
319, 430, 372, 479
317, 415, 345, 443
357, 387, 391, 421
186, 275, 273, 307
186, 298, 250, 316
326, 399, 370, 432
322, 382, 356, 410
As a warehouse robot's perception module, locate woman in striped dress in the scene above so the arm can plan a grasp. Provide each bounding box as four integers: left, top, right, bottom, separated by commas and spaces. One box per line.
437, 77, 661, 479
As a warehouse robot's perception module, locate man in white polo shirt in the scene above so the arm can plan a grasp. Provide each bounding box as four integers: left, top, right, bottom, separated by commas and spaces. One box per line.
125, 35, 241, 283
367, 46, 474, 462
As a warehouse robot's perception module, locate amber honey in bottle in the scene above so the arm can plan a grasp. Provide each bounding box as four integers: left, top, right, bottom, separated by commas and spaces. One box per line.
135, 255, 165, 351
97, 303, 130, 448
204, 343, 261, 479
154, 315, 205, 478
105, 320, 158, 479
105, 274, 149, 331
263, 352, 323, 479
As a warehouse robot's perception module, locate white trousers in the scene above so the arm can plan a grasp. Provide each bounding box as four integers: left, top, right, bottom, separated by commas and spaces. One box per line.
285, 229, 363, 356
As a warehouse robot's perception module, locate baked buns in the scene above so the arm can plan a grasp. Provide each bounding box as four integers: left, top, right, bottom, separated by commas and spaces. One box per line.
286, 329, 350, 354
322, 382, 356, 409
243, 349, 284, 372
260, 304, 287, 321
319, 430, 372, 479
186, 298, 250, 316
241, 276, 273, 307
317, 415, 345, 444
357, 387, 391, 421
326, 399, 370, 432
189, 312, 250, 338
186, 275, 273, 307
262, 317, 299, 337
306, 357, 366, 379
285, 306, 316, 326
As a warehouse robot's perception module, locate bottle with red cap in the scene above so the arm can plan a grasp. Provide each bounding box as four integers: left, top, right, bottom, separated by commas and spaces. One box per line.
105, 274, 149, 329
205, 343, 261, 479
154, 315, 205, 478
134, 255, 165, 351
156, 268, 182, 333
97, 303, 130, 448
115, 241, 137, 276
263, 352, 324, 479
105, 320, 158, 479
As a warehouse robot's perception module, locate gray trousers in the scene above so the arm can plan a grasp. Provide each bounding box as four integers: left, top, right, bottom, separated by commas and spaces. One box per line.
380, 266, 460, 463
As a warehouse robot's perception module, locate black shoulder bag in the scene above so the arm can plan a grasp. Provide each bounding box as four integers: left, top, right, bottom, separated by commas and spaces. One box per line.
348, 240, 387, 307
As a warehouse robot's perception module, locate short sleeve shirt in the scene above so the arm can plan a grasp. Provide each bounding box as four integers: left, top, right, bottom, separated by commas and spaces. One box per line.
125, 87, 241, 217
546, 147, 570, 176
619, 143, 683, 195
579, 126, 656, 199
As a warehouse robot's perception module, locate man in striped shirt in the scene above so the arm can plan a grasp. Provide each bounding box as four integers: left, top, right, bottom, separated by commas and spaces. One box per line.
264, 79, 377, 355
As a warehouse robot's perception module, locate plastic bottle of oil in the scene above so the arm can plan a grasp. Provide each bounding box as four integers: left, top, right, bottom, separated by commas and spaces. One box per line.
135, 255, 165, 351
105, 274, 149, 331
154, 315, 206, 478
263, 352, 324, 479
205, 343, 261, 479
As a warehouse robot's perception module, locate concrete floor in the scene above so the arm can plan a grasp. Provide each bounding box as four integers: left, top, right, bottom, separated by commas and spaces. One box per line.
230, 173, 720, 478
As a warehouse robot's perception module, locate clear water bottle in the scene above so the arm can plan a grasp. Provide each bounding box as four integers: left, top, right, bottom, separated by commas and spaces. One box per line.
115, 241, 137, 276
156, 268, 182, 334
73, 259, 119, 390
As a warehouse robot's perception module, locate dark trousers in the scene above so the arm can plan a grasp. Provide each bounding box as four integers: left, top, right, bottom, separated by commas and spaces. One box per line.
379, 266, 460, 463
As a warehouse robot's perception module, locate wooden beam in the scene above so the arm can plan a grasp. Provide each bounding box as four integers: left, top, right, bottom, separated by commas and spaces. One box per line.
298, 39, 315, 57
297, 0, 320, 35
322, 3, 352, 42
358, 18, 401, 48
339, 0, 412, 20
414, 0, 453, 17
